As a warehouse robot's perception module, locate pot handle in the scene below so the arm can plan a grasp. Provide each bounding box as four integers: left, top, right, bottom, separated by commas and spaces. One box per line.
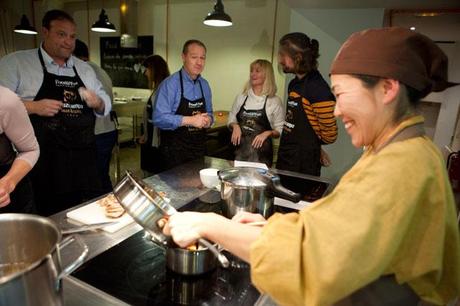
257, 171, 302, 203
271, 182, 302, 203
56, 235, 89, 284
198, 238, 230, 268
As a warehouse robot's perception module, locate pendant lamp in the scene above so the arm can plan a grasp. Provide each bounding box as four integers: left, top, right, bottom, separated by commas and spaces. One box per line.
203, 0, 232, 27
91, 9, 116, 33
14, 14, 37, 35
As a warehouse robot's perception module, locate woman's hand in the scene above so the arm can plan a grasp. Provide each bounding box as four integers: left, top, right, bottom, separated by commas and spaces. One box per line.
0, 178, 15, 207
231, 124, 242, 146
252, 131, 271, 149
163, 212, 208, 248
232, 211, 266, 224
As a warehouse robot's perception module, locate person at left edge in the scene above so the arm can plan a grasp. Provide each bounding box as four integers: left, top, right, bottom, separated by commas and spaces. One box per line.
0, 86, 40, 214
153, 39, 213, 171
0, 10, 111, 216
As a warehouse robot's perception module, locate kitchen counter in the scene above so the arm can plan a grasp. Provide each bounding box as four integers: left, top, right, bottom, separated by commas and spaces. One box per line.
51, 157, 234, 305
51, 157, 332, 305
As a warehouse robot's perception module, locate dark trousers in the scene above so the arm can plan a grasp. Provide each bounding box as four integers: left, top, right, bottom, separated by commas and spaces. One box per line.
95, 130, 117, 194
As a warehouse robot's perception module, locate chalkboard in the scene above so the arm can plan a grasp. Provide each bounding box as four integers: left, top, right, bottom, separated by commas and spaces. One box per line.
100, 36, 153, 88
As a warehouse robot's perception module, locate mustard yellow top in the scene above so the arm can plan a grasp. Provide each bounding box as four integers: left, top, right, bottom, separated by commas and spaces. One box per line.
250, 116, 460, 306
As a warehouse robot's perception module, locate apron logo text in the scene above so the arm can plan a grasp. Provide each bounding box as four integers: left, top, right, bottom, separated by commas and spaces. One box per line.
55, 80, 79, 87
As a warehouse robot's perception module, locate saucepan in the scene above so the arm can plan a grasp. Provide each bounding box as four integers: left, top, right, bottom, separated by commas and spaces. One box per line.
113, 170, 229, 275
218, 167, 301, 218
0, 214, 88, 306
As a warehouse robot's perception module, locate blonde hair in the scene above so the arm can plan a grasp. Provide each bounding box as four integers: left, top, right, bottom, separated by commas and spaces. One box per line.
243, 59, 277, 97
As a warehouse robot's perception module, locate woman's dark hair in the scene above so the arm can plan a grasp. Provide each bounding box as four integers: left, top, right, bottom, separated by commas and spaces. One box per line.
352, 74, 424, 121
42, 9, 75, 29
142, 55, 170, 91
279, 32, 320, 74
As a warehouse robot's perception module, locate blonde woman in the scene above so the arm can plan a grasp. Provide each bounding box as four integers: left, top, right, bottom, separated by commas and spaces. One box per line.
228, 59, 284, 166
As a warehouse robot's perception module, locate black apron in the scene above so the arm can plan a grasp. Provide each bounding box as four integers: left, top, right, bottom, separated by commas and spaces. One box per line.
140, 92, 162, 174
30, 49, 101, 216
160, 70, 207, 170
277, 93, 321, 176
0, 133, 35, 213
235, 95, 273, 167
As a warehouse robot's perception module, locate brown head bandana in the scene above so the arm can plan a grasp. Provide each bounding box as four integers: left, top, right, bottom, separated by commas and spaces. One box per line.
330, 27, 458, 97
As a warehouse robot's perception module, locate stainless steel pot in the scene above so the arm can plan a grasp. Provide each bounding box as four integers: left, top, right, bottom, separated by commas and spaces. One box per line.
113, 170, 176, 244
218, 167, 301, 218
0, 214, 88, 306
114, 170, 229, 271
165, 241, 217, 275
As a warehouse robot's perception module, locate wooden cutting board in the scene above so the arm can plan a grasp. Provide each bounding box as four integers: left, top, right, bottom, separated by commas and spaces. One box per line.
66, 195, 135, 233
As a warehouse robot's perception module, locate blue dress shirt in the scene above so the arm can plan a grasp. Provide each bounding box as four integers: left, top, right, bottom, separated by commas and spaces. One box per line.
153, 68, 213, 130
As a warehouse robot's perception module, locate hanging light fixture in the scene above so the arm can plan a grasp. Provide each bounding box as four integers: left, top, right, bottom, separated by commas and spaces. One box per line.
14, 14, 38, 35
203, 0, 232, 27
91, 9, 116, 33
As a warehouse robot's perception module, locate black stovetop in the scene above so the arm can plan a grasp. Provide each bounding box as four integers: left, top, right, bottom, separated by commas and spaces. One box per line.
72, 193, 263, 306
72, 174, 330, 306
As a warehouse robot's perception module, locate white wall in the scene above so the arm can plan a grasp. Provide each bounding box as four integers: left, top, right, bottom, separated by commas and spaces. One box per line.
288, 8, 385, 182
61, 0, 290, 110
146, 0, 290, 111
435, 43, 460, 156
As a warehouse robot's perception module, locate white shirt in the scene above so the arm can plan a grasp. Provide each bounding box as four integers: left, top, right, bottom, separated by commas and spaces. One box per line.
227, 88, 284, 134
0, 45, 111, 117
87, 61, 116, 134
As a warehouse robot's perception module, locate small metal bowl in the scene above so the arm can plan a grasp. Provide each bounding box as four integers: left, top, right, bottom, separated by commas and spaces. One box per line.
166, 240, 217, 275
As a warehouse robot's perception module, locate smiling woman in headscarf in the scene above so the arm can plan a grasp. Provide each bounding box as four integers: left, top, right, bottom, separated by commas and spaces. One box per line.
162, 27, 460, 306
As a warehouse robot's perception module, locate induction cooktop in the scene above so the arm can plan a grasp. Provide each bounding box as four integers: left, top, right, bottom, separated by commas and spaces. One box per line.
72, 194, 261, 306
72, 174, 331, 305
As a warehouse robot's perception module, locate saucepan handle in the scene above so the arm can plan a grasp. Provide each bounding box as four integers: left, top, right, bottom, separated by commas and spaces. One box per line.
55, 235, 89, 288
198, 238, 230, 268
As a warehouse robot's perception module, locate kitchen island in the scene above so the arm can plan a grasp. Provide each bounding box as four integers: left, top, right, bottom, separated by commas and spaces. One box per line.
51, 156, 332, 305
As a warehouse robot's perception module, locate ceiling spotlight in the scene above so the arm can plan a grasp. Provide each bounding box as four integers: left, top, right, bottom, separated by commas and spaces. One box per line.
410, 26, 416, 31
204, 0, 232, 27
91, 9, 116, 33
14, 14, 37, 35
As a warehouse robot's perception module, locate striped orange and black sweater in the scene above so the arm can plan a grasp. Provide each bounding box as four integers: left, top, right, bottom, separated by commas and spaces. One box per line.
288, 70, 337, 145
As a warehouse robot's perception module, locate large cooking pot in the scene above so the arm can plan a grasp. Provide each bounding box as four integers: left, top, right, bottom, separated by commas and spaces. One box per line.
0, 214, 88, 306
218, 167, 301, 218
114, 170, 229, 274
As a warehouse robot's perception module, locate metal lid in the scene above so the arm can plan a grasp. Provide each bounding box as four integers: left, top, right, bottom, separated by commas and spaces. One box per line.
113, 170, 176, 244
218, 167, 267, 188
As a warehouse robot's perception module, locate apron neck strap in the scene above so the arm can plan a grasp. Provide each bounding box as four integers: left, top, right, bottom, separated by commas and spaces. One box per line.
375, 122, 425, 154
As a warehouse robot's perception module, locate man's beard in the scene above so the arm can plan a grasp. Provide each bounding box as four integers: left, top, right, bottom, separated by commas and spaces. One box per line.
282, 66, 294, 73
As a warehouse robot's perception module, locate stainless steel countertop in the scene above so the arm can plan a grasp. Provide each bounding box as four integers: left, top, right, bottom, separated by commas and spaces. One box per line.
51, 157, 331, 305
